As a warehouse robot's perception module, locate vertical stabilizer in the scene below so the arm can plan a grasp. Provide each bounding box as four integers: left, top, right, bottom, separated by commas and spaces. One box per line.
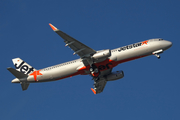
8, 58, 35, 91
12, 58, 36, 75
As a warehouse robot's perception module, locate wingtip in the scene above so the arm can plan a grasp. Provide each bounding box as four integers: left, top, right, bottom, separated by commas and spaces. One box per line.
91, 88, 96, 94
49, 23, 57, 31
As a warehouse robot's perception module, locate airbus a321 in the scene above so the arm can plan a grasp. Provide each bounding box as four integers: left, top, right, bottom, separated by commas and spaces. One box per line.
7, 24, 172, 94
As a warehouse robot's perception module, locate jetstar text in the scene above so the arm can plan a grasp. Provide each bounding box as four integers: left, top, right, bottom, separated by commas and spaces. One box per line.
118, 42, 142, 52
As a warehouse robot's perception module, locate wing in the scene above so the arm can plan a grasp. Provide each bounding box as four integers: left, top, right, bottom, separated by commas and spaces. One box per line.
49, 23, 110, 94
91, 69, 112, 94
49, 23, 96, 58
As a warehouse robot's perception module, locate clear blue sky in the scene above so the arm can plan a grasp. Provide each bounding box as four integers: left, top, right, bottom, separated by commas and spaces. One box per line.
1, 0, 179, 120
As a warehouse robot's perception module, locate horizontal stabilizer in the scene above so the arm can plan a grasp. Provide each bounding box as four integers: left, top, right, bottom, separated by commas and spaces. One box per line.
20, 82, 30, 91
7, 67, 28, 79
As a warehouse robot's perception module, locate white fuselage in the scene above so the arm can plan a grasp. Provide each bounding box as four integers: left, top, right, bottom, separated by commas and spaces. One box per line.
12, 39, 172, 83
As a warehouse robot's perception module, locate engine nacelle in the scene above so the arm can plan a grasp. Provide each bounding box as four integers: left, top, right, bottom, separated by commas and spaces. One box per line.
106, 71, 124, 81
92, 49, 111, 60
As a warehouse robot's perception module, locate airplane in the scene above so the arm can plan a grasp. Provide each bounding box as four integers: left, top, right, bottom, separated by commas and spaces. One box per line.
7, 23, 172, 94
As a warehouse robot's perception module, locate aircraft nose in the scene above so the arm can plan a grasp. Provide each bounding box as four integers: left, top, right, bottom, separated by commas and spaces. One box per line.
11, 78, 20, 83
166, 41, 172, 48
161, 40, 172, 50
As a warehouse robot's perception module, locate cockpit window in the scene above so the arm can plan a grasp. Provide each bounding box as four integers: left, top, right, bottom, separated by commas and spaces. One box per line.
159, 39, 164, 41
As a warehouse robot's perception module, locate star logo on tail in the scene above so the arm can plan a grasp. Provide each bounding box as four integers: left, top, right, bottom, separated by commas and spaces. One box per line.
30, 70, 43, 81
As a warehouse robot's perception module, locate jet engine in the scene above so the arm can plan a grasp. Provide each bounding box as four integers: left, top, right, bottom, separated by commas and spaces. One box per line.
92, 49, 111, 60
106, 71, 124, 81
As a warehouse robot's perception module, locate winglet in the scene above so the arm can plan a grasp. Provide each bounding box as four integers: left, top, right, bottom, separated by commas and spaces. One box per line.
49, 23, 58, 31
91, 88, 96, 94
